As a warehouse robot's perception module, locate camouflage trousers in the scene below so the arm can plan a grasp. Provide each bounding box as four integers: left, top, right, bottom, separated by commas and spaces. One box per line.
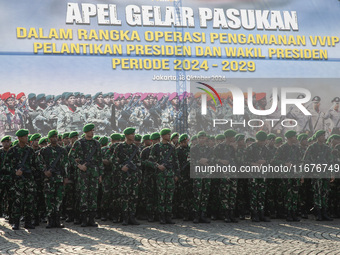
312, 179, 330, 209
0, 177, 14, 218
44, 180, 64, 217
156, 172, 175, 214
208, 179, 220, 214
78, 170, 99, 213
219, 178, 237, 211
33, 177, 45, 218
192, 178, 211, 213
180, 177, 193, 215
172, 180, 182, 216
266, 179, 285, 214
12, 177, 35, 220
285, 178, 300, 211
236, 178, 249, 213
144, 173, 157, 215
101, 171, 114, 214
249, 178, 267, 212
329, 179, 340, 213
64, 182, 76, 212
120, 173, 139, 214
299, 178, 313, 212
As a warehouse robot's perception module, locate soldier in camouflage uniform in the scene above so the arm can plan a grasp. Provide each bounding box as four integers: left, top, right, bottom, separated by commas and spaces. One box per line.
113, 128, 142, 226
161, 93, 178, 132
38, 130, 68, 228
68, 123, 103, 227
149, 128, 180, 224
6, 129, 36, 230
303, 130, 333, 221
245, 131, 271, 222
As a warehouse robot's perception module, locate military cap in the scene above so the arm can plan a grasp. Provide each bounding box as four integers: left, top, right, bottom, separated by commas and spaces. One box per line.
81, 133, 85, 138
256, 131, 267, 141
108, 92, 114, 97
28, 134, 32, 141
332, 97, 340, 103
93, 92, 103, 100
12, 140, 19, 146
36, 94, 46, 101
110, 133, 121, 141
160, 128, 171, 136
150, 132, 160, 140
314, 130, 326, 138
142, 134, 151, 141
124, 127, 135, 135
197, 131, 207, 138
235, 134, 245, 141
83, 123, 95, 132
38, 137, 49, 145
103, 93, 110, 98
28, 93, 36, 100
224, 129, 237, 138
16, 92, 25, 100
30, 133, 41, 141
55, 95, 62, 101
93, 135, 100, 140
134, 134, 142, 141
99, 136, 109, 145
179, 134, 188, 143
191, 135, 198, 141
297, 133, 308, 142
312, 96, 321, 102
47, 130, 58, 139
69, 131, 79, 139
120, 134, 125, 141
209, 135, 215, 140
62, 132, 70, 139
307, 137, 313, 143
216, 134, 225, 141
267, 133, 276, 140
64, 92, 74, 100
329, 134, 340, 141
246, 137, 255, 143
46, 95, 54, 102
1, 135, 11, 142
74, 92, 80, 97
58, 134, 62, 139
15, 129, 29, 137
2, 92, 14, 101
171, 132, 179, 140
85, 94, 92, 99
275, 137, 283, 144
285, 130, 296, 139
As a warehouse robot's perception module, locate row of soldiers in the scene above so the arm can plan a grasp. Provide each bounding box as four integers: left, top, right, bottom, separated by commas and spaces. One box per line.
0, 125, 339, 230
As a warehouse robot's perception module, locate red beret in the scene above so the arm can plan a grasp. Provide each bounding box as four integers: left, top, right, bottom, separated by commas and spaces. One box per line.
16, 92, 25, 100
2, 92, 14, 101
256, 93, 266, 101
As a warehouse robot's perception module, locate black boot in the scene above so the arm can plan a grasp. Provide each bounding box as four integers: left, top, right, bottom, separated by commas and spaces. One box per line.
12, 218, 20, 230
259, 210, 270, 222
66, 210, 74, 223
122, 213, 129, 226
315, 207, 323, 221
239, 209, 245, 220
88, 212, 99, 227
292, 211, 300, 222
200, 212, 211, 223
74, 211, 81, 225
55, 213, 65, 228
224, 210, 231, 223
322, 208, 333, 221
211, 212, 218, 221
81, 213, 88, 227
165, 213, 175, 224
286, 210, 294, 222
129, 213, 140, 225
193, 212, 200, 224
160, 213, 166, 224
251, 210, 260, 222
32, 215, 40, 226
46, 217, 55, 228
230, 210, 238, 223
24, 217, 35, 229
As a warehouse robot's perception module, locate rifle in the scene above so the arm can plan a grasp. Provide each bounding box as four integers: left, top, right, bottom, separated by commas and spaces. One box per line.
16, 148, 31, 179
43, 147, 63, 178
122, 146, 139, 177
80, 140, 98, 168
159, 144, 175, 171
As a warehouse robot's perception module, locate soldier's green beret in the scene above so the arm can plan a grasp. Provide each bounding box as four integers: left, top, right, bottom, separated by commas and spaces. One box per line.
99, 136, 109, 146
93, 135, 100, 140
47, 130, 58, 139
256, 131, 267, 141
267, 133, 276, 140
28, 93, 36, 99
85, 94, 91, 99
28, 134, 32, 141
297, 133, 308, 142
235, 134, 245, 141
120, 134, 125, 141
30, 133, 41, 141
160, 128, 171, 136
285, 130, 296, 139
150, 132, 160, 140
314, 130, 326, 139
124, 127, 135, 135
110, 133, 121, 141
328, 134, 340, 142
69, 131, 79, 139
171, 132, 179, 140
46, 95, 54, 102
83, 123, 95, 132
197, 131, 207, 138
103, 93, 109, 98
1, 135, 11, 142
134, 134, 142, 141
191, 135, 198, 141
209, 135, 215, 140
93, 92, 102, 100
215, 134, 225, 141
108, 92, 114, 97
62, 132, 70, 139
12, 140, 19, 146
179, 134, 188, 143
65, 92, 74, 100
38, 137, 48, 145
55, 95, 61, 101
74, 92, 80, 97
275, 137, 283, 144
36, 94, 46, 101
15, 129, 29, 137
142, 134, 151, 141
58, 134, 62, 139
246, 137, 255, 143
224, 129, 236, 138
307, 137, 313, 143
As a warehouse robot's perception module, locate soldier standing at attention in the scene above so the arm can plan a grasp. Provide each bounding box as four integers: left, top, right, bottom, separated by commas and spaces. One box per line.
38, 130, 68, 228
69, 123, 103, 227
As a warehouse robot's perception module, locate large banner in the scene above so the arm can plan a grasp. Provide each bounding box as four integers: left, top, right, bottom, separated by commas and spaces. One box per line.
0, 0, 340, 137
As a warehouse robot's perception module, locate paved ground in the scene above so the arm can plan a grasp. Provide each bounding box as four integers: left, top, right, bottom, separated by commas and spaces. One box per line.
0, 217, 340, 254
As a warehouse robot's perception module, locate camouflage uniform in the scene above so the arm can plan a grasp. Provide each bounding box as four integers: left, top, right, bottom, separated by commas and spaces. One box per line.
0, 108, 25, 137
235, 146, 249, 218
0, 147, 14, 221
129, 104, 151, 134
57, 105, 85, 133
99, 145, 112, 219
87, 104, 112, 135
